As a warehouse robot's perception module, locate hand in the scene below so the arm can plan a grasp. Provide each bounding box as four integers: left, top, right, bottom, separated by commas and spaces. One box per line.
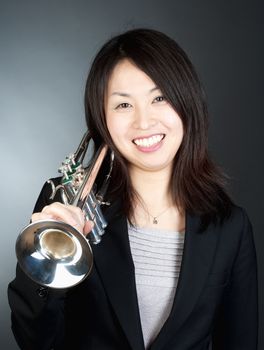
31, 202, 94, 236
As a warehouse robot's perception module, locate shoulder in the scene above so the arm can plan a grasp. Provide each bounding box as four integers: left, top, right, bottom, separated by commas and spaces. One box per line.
198, 203, 251, 236
222, 204, 252, 232
203, 205, 257, 277
35, 177, 62, 197
33, 177, 62, 213
193, 204, 254, 249
214, 204, 255, 254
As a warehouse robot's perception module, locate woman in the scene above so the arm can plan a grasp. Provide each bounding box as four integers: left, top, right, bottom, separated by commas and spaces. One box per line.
8, 28, 258, 350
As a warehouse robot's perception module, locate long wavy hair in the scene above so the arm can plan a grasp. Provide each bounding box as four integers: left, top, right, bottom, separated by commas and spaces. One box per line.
84, 28, 232, 227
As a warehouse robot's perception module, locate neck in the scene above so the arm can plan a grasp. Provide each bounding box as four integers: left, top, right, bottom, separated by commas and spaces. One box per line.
130, 167, 185, 232
128, 166, 185, 231
129, 166, 172, 208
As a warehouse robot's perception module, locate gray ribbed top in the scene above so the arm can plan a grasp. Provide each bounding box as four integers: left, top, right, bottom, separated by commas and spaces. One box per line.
128, 223, 185, 349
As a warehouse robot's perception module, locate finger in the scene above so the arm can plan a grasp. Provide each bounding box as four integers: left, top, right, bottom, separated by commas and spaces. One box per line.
31, 212, 54, 222
83, 220, 94, 236
42, 203, 84, 231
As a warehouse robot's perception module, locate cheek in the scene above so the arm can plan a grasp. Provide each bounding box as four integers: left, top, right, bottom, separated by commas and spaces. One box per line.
106, 113, 131, 136
106, 115, 118, 140
106, 116, 126, 148
166, 113, 184, 134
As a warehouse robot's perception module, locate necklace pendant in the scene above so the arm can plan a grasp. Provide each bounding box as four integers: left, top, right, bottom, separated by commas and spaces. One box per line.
153, 217, 158, 224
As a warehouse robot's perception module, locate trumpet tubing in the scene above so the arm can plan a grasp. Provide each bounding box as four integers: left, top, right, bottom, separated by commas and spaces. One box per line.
16, 132, 113, 289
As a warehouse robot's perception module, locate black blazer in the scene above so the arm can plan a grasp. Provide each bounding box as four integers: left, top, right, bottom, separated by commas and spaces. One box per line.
8, 181, 258, 350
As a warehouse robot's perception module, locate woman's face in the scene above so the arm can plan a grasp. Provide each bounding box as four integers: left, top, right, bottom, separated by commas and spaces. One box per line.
104, 59, 184, 174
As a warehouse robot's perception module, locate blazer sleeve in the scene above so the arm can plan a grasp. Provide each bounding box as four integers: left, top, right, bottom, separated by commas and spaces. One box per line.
212, 208, 258, 350
8, 181, 65, 350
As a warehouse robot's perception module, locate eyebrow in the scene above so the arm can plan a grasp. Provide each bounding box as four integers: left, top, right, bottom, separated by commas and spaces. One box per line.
110, 86, 160, 97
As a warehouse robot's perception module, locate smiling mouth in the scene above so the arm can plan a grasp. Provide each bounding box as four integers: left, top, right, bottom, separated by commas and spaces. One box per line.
132, 134, 165, 148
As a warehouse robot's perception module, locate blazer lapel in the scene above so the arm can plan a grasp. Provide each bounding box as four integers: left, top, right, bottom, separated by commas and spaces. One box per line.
92, 205, 219, 350
151, 213, 219, 349
92, 201, 145, 350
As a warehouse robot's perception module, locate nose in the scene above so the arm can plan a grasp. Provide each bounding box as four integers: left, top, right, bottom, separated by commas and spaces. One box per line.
132, 105, 157, 130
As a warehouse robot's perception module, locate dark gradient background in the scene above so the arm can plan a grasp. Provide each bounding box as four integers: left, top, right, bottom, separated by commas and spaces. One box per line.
0, 1, 263, 349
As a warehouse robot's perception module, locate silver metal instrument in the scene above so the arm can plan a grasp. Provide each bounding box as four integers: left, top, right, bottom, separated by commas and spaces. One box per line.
16, 132, 114, 289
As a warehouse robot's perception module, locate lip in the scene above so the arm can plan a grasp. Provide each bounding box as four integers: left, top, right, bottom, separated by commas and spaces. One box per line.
132, 133, 165, 152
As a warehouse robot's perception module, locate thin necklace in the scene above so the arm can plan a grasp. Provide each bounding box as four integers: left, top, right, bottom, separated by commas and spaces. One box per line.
143, 206, 171, 224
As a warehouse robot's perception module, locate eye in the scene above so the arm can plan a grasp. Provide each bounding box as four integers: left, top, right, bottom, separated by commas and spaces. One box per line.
153, 95, 166, 103
115, 102, 132, 110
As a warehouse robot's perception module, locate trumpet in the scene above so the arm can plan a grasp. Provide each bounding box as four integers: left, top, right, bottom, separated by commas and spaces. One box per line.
16, 132, 114, 289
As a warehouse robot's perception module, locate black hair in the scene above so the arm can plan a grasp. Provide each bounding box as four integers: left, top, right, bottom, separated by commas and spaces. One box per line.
84, 28, 233, 227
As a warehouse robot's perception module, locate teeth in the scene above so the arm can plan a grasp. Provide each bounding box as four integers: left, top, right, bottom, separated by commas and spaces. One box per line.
133, 134, 164, 147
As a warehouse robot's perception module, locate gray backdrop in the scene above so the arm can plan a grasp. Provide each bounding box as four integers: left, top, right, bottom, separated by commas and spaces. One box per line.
0, 0, 263, 349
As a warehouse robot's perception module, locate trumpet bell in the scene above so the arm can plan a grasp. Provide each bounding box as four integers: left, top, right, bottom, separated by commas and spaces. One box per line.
16, 219, 93, 289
